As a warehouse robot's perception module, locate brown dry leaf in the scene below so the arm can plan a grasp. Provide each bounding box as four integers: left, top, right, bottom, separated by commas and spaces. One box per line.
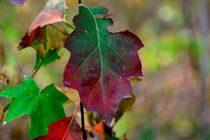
34, 24, 68, 59
18, 0, 70, 51
0, 73, 9, 90
0, 73, 9, 85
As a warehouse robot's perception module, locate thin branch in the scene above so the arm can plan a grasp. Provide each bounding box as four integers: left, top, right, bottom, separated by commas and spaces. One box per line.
80, 102, 87, 140
78, 0, 86, 139
31, 65, 42, 78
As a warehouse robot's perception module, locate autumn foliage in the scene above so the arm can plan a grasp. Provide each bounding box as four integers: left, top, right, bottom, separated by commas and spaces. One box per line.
0, 0, 143, 139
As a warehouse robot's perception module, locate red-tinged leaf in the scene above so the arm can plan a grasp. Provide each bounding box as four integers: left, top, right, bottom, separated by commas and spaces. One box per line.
63, 5, 143, 124
28, 0, 67, 35
35, 117, 82, 140
18, 27, 45, 50
9, 0, 26, 6
18, 24, 68, 70
18, 0, 68, 50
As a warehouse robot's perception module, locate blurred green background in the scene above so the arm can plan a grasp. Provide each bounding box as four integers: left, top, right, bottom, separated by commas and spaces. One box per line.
0, 0, 210, 140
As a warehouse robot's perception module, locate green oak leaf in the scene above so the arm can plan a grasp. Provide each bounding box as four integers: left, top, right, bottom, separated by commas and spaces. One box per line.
0, 77, 68, 138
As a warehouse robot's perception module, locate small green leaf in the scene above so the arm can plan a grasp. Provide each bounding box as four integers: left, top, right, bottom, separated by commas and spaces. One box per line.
0, 77, 68, 138
34, 50, 60, 70
34, 51, 43, 70
43, 50, 60, 66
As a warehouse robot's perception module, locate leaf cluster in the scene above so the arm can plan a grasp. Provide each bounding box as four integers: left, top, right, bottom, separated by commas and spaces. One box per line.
0, 0, 143, 139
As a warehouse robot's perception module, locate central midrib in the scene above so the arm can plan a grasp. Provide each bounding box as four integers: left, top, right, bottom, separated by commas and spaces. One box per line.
86, 6, 108, 119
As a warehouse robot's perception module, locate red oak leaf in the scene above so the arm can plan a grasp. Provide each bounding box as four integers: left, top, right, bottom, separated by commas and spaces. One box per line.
35, 117, 82, 140
18, 27, 45, 50
63, 5, 143, 124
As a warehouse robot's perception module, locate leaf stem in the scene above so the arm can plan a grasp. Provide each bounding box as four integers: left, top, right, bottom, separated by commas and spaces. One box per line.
63, 19, 76, 29
31, 65, 42, 78
62, 102, 80, 140
77, 1, 86, 139
80, 102, 87, 140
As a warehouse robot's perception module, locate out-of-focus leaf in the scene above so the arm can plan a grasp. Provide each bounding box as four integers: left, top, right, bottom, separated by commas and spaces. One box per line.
115, 94, 136, 123
35, 117, 83, 140
63, 5, 143, 125
0, 73, 9, 87
9, 0, 26, 6
113, 112, 137, 139
139, 127, 155, 140
0, 77, 68, 138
